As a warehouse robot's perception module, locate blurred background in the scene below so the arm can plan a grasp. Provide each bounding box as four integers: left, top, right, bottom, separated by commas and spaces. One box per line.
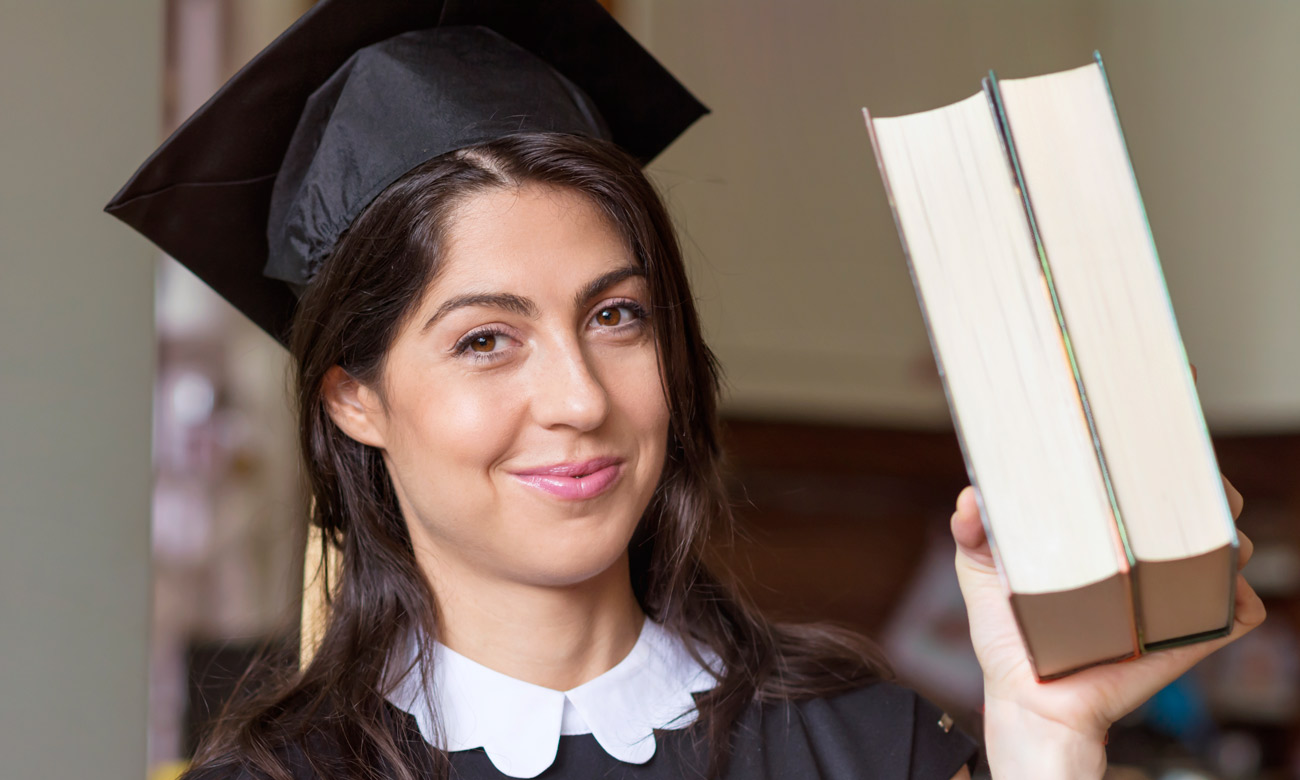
4, 1, 1298, 779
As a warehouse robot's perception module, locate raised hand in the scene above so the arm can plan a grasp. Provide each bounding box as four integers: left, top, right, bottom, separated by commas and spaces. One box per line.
951, 364, 1266, 778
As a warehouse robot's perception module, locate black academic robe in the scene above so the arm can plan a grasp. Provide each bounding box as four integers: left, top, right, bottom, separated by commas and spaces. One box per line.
190, 681, 979, 780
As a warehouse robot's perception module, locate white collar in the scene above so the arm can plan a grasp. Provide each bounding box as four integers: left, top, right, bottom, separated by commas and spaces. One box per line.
385, 618, 721, 778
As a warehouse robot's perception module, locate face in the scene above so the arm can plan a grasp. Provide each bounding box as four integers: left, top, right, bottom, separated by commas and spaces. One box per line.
328, 183, 670, 590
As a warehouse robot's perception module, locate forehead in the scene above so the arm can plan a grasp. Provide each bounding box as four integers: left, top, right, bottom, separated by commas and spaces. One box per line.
432, 183, 634, 295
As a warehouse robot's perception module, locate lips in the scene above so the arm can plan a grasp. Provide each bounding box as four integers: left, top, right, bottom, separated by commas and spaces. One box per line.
509, 456, 625, 501
511, 456, 623, 478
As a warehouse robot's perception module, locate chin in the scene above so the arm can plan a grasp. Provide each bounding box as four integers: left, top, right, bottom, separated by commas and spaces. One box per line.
514, 525, 637, 589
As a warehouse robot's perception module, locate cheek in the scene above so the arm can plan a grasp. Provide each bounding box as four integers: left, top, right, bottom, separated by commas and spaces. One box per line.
384, 372, 522, 479
602, 347, 671, 447
635, 379, 671, 444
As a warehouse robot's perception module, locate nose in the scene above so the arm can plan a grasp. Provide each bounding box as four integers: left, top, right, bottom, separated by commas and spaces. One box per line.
529, 337, 610, 432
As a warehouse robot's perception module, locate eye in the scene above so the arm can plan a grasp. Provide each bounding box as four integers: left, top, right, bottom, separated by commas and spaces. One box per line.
589, 300, 647, 329
453, 327, 517, 361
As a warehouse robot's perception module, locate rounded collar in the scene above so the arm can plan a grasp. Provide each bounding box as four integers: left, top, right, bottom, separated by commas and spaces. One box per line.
385, 617, 722, 778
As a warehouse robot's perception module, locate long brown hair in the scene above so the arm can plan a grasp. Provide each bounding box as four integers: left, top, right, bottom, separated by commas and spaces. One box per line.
185, 133, 888, 780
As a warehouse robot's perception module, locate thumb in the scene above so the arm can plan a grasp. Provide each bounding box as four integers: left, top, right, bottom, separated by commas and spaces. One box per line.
951, 485, 996, 570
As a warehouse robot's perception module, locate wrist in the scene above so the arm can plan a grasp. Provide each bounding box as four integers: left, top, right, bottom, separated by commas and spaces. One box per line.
982, 695, 1108, 780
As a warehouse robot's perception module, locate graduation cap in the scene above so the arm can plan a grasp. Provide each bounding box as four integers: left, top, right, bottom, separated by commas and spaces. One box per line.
105, 0, 707, 346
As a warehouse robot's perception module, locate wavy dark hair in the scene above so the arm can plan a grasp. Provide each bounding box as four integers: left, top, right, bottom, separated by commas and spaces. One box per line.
184, 133, 888, 780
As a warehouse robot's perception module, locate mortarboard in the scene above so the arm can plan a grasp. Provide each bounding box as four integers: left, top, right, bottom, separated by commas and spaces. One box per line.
105, 0, 707, 346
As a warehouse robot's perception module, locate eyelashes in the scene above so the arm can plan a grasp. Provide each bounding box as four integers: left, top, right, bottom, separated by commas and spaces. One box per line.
451, 298, 651, 363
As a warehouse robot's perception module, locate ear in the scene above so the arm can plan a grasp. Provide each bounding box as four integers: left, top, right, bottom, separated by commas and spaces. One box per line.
321, 365, 388, 449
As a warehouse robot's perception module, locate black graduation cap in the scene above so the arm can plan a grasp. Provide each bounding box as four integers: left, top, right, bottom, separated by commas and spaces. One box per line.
105, 0, 707, 346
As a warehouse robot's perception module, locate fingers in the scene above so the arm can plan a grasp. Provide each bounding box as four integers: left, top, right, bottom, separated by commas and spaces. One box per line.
1223, 474, 1244, 519
1237, 529, 1254, 570
1233, 571, 1267, 631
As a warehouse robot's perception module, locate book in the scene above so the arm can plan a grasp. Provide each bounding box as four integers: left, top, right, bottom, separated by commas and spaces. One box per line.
863, 54, 1239, 679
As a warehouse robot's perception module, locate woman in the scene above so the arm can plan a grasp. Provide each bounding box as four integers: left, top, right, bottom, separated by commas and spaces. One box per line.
107, 2, 1263, 779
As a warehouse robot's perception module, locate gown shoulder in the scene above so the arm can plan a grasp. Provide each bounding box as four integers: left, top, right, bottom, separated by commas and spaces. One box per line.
723, 679, 979, 780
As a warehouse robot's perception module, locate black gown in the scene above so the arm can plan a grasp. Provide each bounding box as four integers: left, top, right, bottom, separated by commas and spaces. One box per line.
190, 681, 978, 780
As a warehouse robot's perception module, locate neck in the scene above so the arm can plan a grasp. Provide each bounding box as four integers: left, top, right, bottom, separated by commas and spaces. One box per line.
418, 550, 645, 691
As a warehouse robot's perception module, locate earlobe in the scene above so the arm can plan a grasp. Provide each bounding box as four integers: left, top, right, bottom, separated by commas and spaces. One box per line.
321, 365, 387, 448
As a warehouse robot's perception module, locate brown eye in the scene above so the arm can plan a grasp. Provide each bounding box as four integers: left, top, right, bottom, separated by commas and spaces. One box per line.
470, 334, 496, 352
595, 307, 622, 326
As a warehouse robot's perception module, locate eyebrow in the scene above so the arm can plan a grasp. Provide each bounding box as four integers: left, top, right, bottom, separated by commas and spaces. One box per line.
421, 265, 646, 332
422, 292, 537, 332
572, 266, 645, 311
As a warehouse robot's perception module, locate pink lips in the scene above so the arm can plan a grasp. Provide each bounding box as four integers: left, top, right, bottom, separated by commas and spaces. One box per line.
509, 456, 625, 501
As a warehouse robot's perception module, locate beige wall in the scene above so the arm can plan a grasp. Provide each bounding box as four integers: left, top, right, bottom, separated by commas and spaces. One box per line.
628, 0, 1299, 432
1097, 1, 1300, 431
0, 0, 158, 777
